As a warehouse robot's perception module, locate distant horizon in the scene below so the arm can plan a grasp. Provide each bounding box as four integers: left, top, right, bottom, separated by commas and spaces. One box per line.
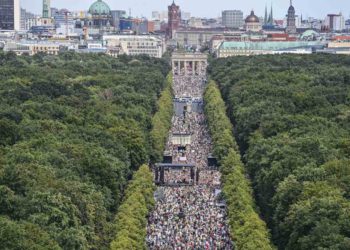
21, 0, 350, 20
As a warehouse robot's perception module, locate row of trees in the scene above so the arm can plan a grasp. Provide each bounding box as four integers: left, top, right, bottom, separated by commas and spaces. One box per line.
150, 74, 174, 163
111, 73, 174, 248
110, 165, 155, 249
204, 81, 273, 249
209, 54, 350, 249
0, 51, 170, 249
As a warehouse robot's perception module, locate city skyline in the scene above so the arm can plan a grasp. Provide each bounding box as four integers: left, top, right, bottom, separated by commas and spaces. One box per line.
20, 0, 350, 19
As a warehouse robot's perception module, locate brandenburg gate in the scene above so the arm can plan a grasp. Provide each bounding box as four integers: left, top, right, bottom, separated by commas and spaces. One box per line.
172, 52, 208, 76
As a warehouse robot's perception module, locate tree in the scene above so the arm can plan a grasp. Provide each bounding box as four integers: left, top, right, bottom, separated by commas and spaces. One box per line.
0, 51, 170, 249
208, 54, 350, 249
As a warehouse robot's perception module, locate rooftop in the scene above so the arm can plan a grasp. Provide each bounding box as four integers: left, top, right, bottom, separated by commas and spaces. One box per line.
220, 41, 326, 51
89, 0, 111, 15
245, 10, 260, 23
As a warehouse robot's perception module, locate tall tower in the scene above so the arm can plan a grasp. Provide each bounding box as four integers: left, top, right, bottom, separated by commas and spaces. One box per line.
264, 5, 268, 25
168, 1, 180, 39
269, 4, 273, 24
286, 0, 296, 33
42, 0, 51, 18
0, 0, 20, 30
265, 3, 273, 25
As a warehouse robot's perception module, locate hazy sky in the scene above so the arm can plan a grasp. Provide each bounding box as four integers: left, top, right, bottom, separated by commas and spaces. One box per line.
21, 0, 350, 19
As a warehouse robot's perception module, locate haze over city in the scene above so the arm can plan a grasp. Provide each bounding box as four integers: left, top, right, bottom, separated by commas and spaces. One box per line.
21, 0, 350, 19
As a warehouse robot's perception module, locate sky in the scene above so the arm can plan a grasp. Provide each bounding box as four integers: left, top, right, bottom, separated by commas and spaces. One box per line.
21, 0, 350, 19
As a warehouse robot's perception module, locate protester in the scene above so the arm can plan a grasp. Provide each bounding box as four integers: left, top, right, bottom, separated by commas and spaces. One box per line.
147, 65, 232, 249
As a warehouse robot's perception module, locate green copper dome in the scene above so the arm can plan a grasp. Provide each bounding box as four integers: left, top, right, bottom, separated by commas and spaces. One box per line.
89, 0, 111, 15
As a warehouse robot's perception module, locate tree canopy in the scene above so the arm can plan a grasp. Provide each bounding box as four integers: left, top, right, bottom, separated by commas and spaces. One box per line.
0, 51, 170, 249
209, 54, 350, 249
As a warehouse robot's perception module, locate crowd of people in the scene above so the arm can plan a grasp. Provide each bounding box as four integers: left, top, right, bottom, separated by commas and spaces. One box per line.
147, 187, 232, 249
147, 67, 232, 249
167, 112, 212, 170
164, 169, 193, 185
173, 75, 207, 98
198, 170, 222, 186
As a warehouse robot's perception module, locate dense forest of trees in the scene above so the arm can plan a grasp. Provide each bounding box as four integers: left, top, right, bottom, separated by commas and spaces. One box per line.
0, 51, 170, 249
209, 54, 350, 249
204, 81, 272, 249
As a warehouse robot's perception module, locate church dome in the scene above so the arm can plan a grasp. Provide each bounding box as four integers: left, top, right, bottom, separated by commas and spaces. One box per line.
245, 11, 260, 23
288, 5, 295, 12
89, 0, 111, 15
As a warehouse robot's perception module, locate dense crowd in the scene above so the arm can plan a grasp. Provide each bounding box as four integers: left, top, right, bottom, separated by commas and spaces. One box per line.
164, 169, 192, 185
147, 67, 232, 249
167, 112, 212, 170
198, 170, 221, 186
147, 187, 232, 249
173, 75, 207, 98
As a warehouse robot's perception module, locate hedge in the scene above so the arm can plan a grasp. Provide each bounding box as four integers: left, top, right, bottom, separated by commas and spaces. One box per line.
204, 81, 273, 250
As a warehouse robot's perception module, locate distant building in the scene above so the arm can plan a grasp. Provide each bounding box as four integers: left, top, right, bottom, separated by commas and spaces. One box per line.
20, 8, 26, 30
286, 0, 296, 34
222, 10, 243, 29
331, 35, 350, 42
29, 25, 56, 37
174, 29, 223, 48
52, 9, 75, 36
267, 33, 296, 41
21, 8, 36, 31
0, 0, 20, 31
147, 21, 155, 33
4, 41, 64, 55
103, 35, 165, 57
303, 17, 323, 31
50, 7, 58, 18
284, 14, 302, 29
181, 11, 191, 21
119, 17, 155, 34
217, 40, 325, 57
152, 20, 162, 31
263, 4, 274, 26
111, 10, 126, 30
152, 11, 168, 22
188, 17, 203, 28
88, 0, 113, 32
210, 32, 298, 52
42, 0, 51, 18
168, 1, 181, 38
319, 37, 350, 55
132, 18, 151, 34
325, 13, 345, 31
24, 17, 40, 31
40, 17, 53, 26
346, 19, 350, 30
244, 10, 261, 32
52, 9, 70, 27
119, 17, 133, 31
40, 0, 53, 26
